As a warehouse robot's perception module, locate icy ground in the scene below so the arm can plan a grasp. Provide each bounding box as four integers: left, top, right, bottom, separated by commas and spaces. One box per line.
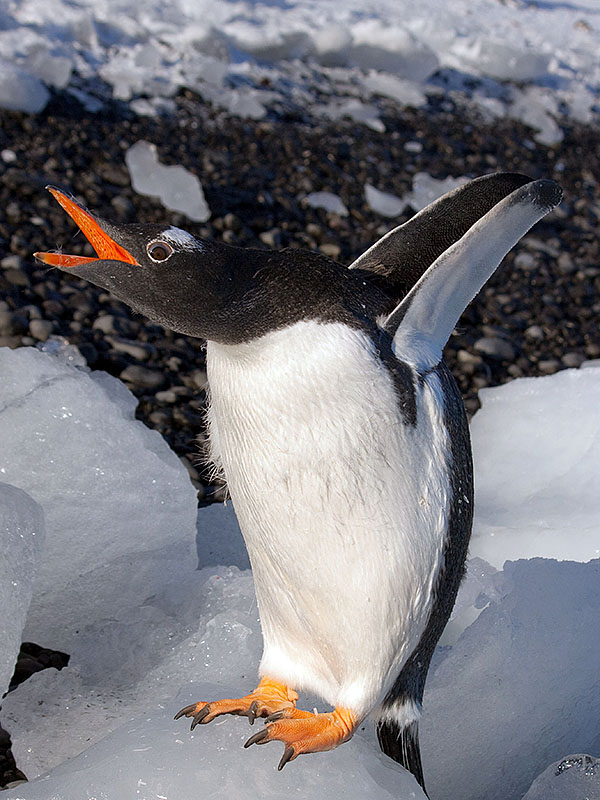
0, 345, 599, 799
0, 0, 598, 141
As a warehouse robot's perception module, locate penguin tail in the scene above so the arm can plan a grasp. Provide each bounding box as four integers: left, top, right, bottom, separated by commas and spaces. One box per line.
376, 712, 428, 796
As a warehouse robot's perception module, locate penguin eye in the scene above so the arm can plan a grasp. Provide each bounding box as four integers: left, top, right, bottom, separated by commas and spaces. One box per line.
147, 240, 173, 262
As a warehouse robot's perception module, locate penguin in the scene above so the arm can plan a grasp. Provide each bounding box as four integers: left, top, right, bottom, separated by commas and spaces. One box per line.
35, 174, 561, 792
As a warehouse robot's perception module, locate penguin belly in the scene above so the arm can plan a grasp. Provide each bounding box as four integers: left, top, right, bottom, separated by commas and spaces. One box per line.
206, 320, 452, 719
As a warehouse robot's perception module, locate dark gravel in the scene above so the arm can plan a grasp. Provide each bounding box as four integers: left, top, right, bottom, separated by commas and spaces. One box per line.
0, 88, 598, 788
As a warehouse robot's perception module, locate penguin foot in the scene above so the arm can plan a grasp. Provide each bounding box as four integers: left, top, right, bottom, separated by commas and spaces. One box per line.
244, 706, 357, 769
174, 677, 298, 728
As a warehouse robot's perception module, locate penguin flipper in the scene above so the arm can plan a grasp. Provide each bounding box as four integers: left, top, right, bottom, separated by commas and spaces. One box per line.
383, 179, 562, 371
348, 173, 534, 295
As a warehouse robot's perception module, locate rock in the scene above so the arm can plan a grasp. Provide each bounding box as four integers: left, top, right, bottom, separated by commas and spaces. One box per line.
1, 255, 22, 270
562, 352, 585, 368
524, 325, 544, 341
319, 242, 342, 259
120, 365, 166, 390
538, 359, 561, 374
4, 269, 30, 287
557, 252, 577, 275
92, 315, 118, 334
28, 319, 54, 342
514, 252, 537, 271
107, 337, 153, 361
474, 337, 516, 361
259, 228, 282, 248
0, 310, 16, 336
457, 349, 483, 366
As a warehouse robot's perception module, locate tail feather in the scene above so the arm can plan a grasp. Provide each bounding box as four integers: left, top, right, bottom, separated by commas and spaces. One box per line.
377, 719, 427, 797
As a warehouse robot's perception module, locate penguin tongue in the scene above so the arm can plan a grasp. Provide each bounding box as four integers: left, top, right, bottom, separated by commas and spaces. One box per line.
34, 186, 138, 268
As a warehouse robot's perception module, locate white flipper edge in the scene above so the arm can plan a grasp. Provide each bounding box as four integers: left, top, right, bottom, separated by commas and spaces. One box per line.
384, 179, 562, 370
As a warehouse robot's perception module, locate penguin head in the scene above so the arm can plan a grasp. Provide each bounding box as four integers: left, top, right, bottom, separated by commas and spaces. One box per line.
35, 186, 388, 344
34, 186, 265, 341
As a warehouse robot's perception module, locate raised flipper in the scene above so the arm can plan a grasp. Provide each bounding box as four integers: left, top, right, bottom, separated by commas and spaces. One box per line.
349, 173, 534, 297
383, 179, 562, 370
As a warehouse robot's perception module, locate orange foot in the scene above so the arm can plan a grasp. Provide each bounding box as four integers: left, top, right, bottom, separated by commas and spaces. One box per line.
174, 677, 298, 728
244, 706, 358, 770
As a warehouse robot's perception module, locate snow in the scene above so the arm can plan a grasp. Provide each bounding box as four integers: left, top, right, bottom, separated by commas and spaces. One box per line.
0, 355, 599, 799
0, 0, 598, 141
522, 754, 600, 800
0, 483, 45, 698
125, 140, 211, 222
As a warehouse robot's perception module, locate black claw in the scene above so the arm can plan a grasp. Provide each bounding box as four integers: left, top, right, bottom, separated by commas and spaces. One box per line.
244, 728, 270, 748
190, 705, 211, 730
174, 703, 197, 721
247, 701, 258, 725
265, 710, 285, 723
278, 746, 295, 770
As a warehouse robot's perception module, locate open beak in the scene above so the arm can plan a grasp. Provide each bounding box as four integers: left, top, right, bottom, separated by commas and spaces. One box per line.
34, 186, 139, 268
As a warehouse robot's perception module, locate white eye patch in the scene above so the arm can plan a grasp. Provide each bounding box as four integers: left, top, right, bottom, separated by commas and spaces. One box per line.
161, 226, 205, 252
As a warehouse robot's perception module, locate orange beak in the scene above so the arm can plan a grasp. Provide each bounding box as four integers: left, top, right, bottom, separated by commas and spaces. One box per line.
34, 187, 138, 268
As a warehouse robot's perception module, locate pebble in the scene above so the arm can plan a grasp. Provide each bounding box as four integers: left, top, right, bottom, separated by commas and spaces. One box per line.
524, 325, 544, 341
514, 252, 537, 271
92, 315, 117, 334
1, 254, 22, 270
120, 365, 166, 390
557, 252, 577, 274
538, 359, 561, 374
29, 318, 54, 341
561, 352, 585, 368
319, 242, 342, 259
474, 337, 516, 361
107, 337, 153, 361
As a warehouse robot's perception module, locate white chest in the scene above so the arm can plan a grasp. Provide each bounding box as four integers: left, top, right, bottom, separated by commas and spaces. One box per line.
205, 321, 451, 712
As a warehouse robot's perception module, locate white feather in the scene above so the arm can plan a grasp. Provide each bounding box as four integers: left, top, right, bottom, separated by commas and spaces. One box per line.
206, 320, 451, 719
386, 179, 561, 370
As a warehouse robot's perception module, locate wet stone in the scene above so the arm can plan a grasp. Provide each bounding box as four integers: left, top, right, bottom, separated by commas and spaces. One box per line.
474, 337, 516, 361
120, 365, 166, 390
29, 318, 54, 341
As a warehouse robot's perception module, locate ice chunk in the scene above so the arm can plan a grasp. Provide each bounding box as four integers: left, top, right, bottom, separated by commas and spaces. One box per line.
25, 50, 72, 89
421, 558, 600, 800
318, 98, 385, 132
312, 24, 353, 67
125, 140, 211, 222
510, 86, 563, 146
0, 59, 49, 113
0, 483, 45, 698
349, 21, 439, 82
401, 172, 468, 212
450, 37, 550, 82
471, 368, 600, 567
362, 72, 427, 108
3, 683, 427, 800
304, 191, 349, 216
365, 183, 406, 218
522, 754, 600, 800
0, 347, 198, 666
226, 89, 267, 120
196, 501, 250, 570
2, 564, 261, 778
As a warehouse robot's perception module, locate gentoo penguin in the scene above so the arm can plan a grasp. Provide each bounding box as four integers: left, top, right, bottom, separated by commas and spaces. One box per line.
35, 174, 561, 792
